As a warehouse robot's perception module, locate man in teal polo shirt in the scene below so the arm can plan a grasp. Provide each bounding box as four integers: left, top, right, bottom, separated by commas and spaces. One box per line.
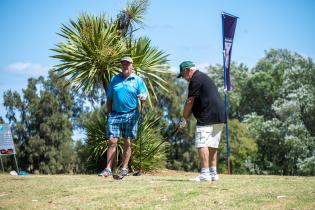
99, 56, 147, 177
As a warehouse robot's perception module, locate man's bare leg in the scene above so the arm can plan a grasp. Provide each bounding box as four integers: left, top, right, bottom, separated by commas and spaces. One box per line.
209, 147, 217, 167
209, 147, 219, 181
122, 138, 132, 169
106, 138, 118, 169
198, 147, 209, 169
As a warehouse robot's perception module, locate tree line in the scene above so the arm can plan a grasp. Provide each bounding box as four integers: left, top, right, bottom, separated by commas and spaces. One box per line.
2, 49, 314, 175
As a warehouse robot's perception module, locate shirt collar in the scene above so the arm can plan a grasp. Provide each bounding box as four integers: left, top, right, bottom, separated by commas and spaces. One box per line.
119, 73, 136, 79
189, 70, 199, 81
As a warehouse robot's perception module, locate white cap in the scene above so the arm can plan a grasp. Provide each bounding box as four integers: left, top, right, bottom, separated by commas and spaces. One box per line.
121, 56, 133, 63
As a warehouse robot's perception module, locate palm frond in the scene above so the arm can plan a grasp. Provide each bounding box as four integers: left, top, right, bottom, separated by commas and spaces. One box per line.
117, 0, 149, 37
51, 13, 128, 93
131, 37, 172, 104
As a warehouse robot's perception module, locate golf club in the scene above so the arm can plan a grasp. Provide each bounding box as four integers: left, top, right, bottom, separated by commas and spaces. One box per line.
133, 100, 144, 176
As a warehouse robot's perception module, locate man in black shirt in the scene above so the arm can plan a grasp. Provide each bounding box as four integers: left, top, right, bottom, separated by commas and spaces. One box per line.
177, 61, 226, 182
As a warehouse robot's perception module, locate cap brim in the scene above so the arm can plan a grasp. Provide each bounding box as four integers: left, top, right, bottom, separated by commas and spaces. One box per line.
121, 60, 132, 63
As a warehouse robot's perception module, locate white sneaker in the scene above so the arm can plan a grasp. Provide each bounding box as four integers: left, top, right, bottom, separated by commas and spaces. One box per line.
98, 168, 112, 177
211, 174, 219, 181
189, 174, 212, 182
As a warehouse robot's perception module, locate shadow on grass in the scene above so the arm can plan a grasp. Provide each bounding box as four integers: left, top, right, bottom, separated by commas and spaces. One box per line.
153, 179, 191, 182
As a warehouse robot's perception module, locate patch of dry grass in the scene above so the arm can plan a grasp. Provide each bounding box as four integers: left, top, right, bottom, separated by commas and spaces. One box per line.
0, 172, 314, 209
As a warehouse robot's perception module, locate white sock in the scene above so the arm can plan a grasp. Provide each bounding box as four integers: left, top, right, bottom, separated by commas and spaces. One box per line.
201, 168, 210, 175
210, 167, 217, 176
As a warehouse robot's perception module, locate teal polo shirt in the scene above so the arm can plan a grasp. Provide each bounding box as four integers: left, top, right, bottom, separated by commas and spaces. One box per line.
106, 73, 147, 113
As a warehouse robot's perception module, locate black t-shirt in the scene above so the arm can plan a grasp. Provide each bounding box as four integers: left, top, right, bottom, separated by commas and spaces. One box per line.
188, 70, 226, 126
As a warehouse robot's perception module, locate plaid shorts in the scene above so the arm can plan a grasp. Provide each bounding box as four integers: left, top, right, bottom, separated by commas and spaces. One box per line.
107, 109, 139, 139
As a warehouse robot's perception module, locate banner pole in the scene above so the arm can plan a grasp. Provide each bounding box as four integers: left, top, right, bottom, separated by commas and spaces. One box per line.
0, 156, 4, 173
13, 154, 19, 173
224, 91, 230, 175
222, 13, 231, 175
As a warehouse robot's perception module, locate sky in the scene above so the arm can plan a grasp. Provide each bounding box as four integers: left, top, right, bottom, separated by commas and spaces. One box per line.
1, 0, 315, 131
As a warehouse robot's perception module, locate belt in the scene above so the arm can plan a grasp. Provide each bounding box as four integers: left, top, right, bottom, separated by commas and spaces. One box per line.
112, 108, 137, 114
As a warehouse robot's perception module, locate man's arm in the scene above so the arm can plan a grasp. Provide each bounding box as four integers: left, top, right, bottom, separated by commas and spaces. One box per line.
106, 99, 112, 113
176, 96, 195, 130
183, 96, 195, 119
137, 78, 148, 102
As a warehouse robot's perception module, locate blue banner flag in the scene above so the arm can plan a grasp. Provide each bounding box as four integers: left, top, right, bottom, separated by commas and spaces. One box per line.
222, 12, 238, 91
221, 12, 238, 175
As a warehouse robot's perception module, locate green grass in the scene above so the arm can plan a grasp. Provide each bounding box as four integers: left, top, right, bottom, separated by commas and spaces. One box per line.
0, 171, 314, 209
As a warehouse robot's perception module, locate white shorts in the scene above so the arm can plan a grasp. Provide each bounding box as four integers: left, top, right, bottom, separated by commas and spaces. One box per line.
195, 124, 224, 148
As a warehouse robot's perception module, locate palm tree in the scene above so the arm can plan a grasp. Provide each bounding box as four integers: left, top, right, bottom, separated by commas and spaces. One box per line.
51, 0, 170, 106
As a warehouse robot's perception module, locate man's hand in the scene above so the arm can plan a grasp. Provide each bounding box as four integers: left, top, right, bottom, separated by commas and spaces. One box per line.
175, 118, 187, 132
137, 94, 147, 101
179, 118, 187, 129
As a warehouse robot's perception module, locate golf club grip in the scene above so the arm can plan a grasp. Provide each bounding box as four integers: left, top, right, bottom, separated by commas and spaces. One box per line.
171, 126, 179, 136
163, 126, 179, 138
